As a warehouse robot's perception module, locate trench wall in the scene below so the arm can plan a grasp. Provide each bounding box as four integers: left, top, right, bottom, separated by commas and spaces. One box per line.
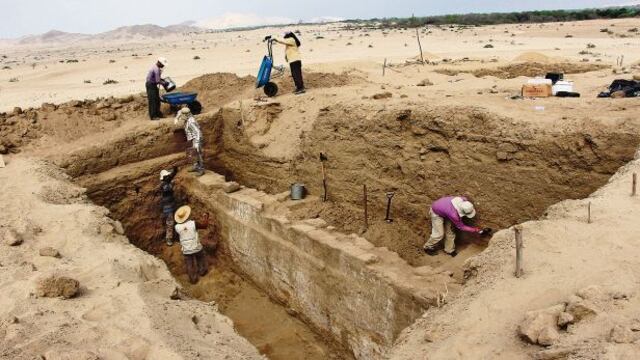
178, 172, 450, 359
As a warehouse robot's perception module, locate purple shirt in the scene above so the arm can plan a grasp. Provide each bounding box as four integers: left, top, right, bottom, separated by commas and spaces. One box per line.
431, 196, 480, 233
146, 64, 164, 85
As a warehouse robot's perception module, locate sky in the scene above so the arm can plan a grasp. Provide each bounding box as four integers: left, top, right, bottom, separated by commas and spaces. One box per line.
0, 0, 637, 38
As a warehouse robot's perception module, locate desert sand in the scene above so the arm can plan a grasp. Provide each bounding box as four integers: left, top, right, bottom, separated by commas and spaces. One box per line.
2, 17, 640, 360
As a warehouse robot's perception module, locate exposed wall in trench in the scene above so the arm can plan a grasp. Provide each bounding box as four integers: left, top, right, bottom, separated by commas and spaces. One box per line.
211, 104, 640, 265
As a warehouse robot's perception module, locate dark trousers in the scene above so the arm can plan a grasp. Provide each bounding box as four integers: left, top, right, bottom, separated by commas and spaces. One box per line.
184, 251, 208, 284
146, 82, 161, 119
290, 61, 304, 91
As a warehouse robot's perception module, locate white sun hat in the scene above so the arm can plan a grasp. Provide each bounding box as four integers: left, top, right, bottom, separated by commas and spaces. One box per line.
160, 169, 171, 181
158, 57, 168, 66
451, 197, 476, 219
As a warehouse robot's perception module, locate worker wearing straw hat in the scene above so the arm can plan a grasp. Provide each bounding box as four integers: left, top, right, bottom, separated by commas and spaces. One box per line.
423, 196, 492, 257
175, 107, 205, 176
174, 205, 209, 284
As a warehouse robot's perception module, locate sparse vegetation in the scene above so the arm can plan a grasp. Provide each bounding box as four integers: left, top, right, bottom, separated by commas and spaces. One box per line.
84, 80, 92, 84
345, 7, 640, 28
193, 55, 201, 60
9, 77, 19, 82
109, 59, 116, 63
103, 79, 118, 85
587, 43, 596, 48
2, 66, 11, 70
484, 44, 494, 48
66, 59, 79, 63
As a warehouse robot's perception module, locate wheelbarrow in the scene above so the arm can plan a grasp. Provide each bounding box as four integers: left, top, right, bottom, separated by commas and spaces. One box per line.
257, 38, 284, 97
161, 91, 202, 115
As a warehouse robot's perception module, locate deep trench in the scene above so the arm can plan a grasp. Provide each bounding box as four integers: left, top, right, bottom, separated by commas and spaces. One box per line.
72, 105, 640, 359
84, 172, 354, 360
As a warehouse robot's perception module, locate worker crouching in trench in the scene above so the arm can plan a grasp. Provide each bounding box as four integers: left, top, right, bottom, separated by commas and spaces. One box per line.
174, 205, 210, 284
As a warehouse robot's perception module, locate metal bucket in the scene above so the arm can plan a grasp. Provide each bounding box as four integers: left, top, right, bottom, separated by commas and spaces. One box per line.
163, 77, 177, 92
290, 183, 306, 200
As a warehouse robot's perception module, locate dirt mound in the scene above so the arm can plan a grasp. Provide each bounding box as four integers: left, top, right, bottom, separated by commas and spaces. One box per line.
275, 71, 363, 94
181, 73, 256, 109
0, 96, 148, 153
513, 52, 553, 63
435, 62, 610, 79
36, 275, 80, 299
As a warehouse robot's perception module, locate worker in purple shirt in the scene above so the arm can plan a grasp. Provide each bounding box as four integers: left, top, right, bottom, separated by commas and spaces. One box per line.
423, 196, 492, 257
146, 57, 169, 120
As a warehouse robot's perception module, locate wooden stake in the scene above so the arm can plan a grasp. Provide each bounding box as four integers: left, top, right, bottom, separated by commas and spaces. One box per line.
514, 226, 524, 278
416, 28, 424, 64
632, 173, 637, 196
383, 58, 387, 76
587, 201, 591, 224
363, 184, 369, 230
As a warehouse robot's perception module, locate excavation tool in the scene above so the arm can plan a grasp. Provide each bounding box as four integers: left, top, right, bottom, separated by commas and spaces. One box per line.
384, 192, 395, 223
257, 37, 285, 97
320, 153, 328, 202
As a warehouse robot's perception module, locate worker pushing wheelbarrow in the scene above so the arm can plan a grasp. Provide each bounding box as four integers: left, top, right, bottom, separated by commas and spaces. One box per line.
259, 32, 305, 97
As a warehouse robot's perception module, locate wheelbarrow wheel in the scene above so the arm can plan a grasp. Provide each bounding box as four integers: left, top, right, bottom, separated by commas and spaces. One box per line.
264, 82, 278, 97
187, 100, 202, 115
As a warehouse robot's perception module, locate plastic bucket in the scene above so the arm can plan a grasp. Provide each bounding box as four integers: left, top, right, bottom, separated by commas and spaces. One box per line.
290, 183, 306, 200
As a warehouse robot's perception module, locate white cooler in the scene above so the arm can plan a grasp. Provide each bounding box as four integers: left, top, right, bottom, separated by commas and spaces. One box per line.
552, 81, 574, 95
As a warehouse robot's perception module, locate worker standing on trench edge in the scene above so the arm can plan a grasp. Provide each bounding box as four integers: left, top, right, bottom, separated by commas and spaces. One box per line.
146, 57, 169, 120
174, 205, 210, 284
424, 196, 492, 257
159, 166, 178, 246
269, 31, 305, 95
175, 107, 205, 176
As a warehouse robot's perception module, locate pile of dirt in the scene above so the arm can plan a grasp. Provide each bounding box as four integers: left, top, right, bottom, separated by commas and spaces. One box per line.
513, 51, 553, 63
180, 73, 256, 109
0, 95, 148, 153
435, 62, 610, 79
275, 71, 363, 94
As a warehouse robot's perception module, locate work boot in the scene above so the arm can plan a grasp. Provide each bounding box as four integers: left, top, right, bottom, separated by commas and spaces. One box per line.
294, 89, 306, 95
447, 250, 458, 258
424, 247, 438, 256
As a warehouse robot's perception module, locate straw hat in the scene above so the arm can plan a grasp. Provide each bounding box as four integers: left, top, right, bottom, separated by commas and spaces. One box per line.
174, 205, 192, 224
451, 197, 476, 218
159, 169, 171, 181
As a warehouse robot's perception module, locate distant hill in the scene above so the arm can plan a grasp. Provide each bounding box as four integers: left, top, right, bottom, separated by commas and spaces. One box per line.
18, 30, 91, 45
13, 23, 203, 46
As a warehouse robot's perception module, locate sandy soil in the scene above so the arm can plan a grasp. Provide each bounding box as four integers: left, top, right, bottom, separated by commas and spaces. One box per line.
2, 17, 640, 359
1, 18, 640, 111
0, 158, 262, 360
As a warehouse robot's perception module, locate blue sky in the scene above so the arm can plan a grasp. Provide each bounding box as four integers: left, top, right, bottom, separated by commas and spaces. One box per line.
0, 0, 636, 38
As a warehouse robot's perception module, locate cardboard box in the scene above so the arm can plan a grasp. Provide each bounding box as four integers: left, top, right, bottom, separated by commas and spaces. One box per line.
522, 84, 552, 98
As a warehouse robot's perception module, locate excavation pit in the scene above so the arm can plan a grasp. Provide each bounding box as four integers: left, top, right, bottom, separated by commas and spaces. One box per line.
65, 99, 640, 359
78, 155, 445, 360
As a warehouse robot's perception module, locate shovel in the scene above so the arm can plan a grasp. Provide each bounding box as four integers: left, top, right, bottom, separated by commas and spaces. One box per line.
320, 152, 328, 202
